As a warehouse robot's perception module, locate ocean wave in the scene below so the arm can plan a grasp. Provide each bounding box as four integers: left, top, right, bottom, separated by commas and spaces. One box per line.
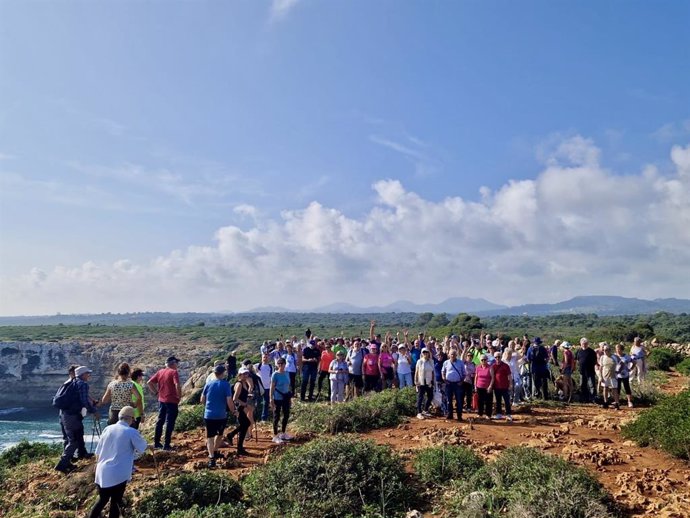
38, 433, 63, 439
0, 407, 26, 416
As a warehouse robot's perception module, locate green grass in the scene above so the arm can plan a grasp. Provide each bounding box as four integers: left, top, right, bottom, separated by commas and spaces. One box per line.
292, 387, 417, 434
621, 389, 690, 460
413, 445, 484, 487
445, 446, 619, 518
244, 435, 410, 518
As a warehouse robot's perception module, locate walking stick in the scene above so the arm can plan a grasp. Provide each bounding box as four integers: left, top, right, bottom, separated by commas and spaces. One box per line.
150, 447, 162, 487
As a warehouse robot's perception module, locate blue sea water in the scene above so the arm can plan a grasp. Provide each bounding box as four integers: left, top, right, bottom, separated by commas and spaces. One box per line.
0, 406, 67, 452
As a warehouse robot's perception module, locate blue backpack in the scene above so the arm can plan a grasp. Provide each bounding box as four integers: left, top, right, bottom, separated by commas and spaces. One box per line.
52, 379, 81, 413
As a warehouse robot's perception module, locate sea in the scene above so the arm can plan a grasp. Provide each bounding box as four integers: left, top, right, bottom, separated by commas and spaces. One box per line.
0, 406, 67, 452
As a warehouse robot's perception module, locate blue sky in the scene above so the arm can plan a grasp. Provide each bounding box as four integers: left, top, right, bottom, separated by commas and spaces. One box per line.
1, 0, 689, 315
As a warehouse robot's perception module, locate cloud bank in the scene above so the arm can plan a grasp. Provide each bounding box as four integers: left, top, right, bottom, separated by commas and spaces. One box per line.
2, 137, 689, 315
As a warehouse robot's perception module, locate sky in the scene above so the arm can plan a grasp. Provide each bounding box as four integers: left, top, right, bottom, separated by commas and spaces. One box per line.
0, 0, 689, 315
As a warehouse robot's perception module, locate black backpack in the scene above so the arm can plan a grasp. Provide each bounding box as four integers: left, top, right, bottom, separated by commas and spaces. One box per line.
52, 379, 81, 413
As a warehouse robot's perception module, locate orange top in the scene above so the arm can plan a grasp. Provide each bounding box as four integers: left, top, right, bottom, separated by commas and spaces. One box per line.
319, 350, 335, 372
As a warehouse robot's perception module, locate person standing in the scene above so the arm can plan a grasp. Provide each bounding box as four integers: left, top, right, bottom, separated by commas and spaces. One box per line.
575, 338, 597, 403
87, 406, 147, 518
395, 344, 413, 388
346, 339, 366, 398
130, 369, 146, 430
316, 342, 335, 400
284, 343, 298, 393
201, 364, 237, 467
226, 352, 237, 380
462, 352, 476, 412
328, 350, 349, 403
226, 367, 252, 456
300, 340, 320, 401
147, 356, 182, 450
59, 365, 79, 449
527, 337, 550, 399
270, 358, 292, 442
101, 363, 143, 426
474, 355, 494, 419
630, 337, 647, 383
255, 354, 274, 421
414, 348, 435, 419
55, 366, 99, 474
362, 344, 381, 393
599, 344, 619, 409
614, 343, 634, 408
492, 352, 513, 421
559, 342, 575, 403
441, 349, 465, 421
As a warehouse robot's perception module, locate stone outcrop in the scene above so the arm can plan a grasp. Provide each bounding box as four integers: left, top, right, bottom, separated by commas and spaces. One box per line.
0, 339, 217, 409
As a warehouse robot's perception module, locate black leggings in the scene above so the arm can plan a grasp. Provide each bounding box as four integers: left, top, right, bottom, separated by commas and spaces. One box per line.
477, 388, 493, 417
227, 408, 251, 451
273, 399, 291, 435
289, 372, 296, 393
317, 371, 331, 399
463, 381, 473, 408
88, 481, 127, 518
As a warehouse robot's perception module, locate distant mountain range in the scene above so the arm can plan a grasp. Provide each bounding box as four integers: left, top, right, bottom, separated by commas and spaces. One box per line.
0, 296, 688, 326
250, 295, 690, 316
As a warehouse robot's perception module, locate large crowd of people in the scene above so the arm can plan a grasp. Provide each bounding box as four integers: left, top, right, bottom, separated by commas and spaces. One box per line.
51, 321, 651, 518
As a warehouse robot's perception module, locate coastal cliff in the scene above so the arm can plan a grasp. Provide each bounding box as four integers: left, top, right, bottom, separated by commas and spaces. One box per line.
0, 338, 221, 409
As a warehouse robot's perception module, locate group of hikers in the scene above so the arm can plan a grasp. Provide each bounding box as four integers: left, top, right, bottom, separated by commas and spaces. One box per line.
51, 321, 651, 518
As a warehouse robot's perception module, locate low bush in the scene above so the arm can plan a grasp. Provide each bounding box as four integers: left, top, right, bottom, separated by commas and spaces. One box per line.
413, 445, 484, 487
648, 348, 683, 371
622, 389, 690, 460
631, 380, 663, 406
0, 440, 62, 470
168, 503, 247, 518
137, 472, 242, 518
243, 435, 410, 518
174, 404, 205, 432
675, 357, 690, 376
445, 446, 618, 518
292, 386, 416, 434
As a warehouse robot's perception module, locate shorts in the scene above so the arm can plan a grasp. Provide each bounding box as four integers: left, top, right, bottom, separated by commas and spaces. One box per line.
204, 418, 227, 438
601, 378, 616, 389
351, 374, 363, 389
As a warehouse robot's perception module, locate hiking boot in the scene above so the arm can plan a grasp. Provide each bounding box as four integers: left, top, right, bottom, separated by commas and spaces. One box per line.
55, 463, 75, 475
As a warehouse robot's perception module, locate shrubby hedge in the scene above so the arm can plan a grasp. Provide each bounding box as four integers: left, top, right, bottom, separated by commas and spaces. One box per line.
675, 357, 690, 376
243, 436, 410, 518
622, 389, 690, 460
648, 349, 683, 371
446, 447, 618, 518
168, 503, 247, 518
292, 386, 416, 434
174, 405, 205, 432
137, 472, 242, 518
0, 440, 62, 471
413, 445, 484, 487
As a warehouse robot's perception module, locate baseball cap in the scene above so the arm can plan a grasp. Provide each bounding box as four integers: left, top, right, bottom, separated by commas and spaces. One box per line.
421, 347, 430, 354
75, 366, 92, 377
238, 367, 250, 375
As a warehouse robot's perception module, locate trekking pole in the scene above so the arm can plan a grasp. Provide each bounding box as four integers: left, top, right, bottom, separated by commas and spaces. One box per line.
149, 447, 162, 487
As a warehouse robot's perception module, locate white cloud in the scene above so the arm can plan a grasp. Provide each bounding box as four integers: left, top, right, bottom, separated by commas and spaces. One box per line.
269, 0, 301, 23
651, 119, 690, 142
2, 137, 690, 315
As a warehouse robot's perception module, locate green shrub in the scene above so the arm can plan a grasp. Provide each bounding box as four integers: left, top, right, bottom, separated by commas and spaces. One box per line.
137, 472, 242, 518
168, 503, 247, 518
292, 386, 416, 434
174, 404, 205, 432
631, 380, 663, 406
413, 445, 484, 487
675, 357, 690, 376
244, 435, 410, 518
0, 440, 62, 470
446, 446, 618, 518
622, 389, 690, 460
648, 348, 682, 371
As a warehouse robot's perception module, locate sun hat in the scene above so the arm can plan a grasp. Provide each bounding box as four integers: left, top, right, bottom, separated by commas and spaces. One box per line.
75, 366, 92, 377
561, 341, 571, 349
118, 406, 136, 419
533, 337, 543, 345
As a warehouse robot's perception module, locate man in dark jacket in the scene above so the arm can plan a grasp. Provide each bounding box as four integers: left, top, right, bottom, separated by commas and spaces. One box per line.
527, 337, 550, 399
55, 366, 99, 473
575, 337, 597, 402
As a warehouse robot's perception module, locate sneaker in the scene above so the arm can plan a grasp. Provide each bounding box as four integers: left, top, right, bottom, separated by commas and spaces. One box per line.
422, 411, 432, 417
628, 402, 634, 408
506, 415, 513, 422
417, 413, 425, 420
493, 414, 504, 420
208, 458, 216, 468
272, 435, 283, 444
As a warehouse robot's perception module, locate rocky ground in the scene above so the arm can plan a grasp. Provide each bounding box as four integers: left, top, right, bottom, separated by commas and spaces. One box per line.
4, 371, 689, 517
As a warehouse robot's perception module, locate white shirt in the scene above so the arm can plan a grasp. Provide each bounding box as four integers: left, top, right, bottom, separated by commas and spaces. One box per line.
255, 363, 273, 391
94, 420, 148, 488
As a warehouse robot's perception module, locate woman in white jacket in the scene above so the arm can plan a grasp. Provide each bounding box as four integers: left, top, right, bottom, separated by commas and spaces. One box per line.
414, 348, 435, 419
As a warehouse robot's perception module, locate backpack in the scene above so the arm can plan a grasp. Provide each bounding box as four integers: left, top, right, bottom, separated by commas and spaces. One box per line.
251, 372, 265, 398
52, 379, 81, 413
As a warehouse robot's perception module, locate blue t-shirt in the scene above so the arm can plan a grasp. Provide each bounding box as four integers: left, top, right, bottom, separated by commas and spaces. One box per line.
202, 379, 232, 419
271, 371, 291, 401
